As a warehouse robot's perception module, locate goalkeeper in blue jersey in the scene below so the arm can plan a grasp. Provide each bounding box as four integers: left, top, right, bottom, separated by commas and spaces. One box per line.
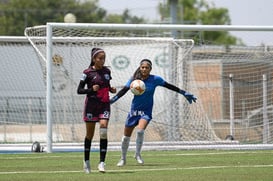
110, 59, 197, 166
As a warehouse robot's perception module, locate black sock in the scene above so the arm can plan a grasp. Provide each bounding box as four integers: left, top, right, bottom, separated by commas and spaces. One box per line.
100, 139, 108, 162
84, 137, 91, 161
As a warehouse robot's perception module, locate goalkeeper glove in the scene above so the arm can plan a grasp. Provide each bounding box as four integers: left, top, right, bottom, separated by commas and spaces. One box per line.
180, 90, 197, 104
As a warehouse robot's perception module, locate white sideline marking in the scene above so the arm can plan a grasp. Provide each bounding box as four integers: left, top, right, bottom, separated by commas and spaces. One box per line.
1, 150, 272, 160
1, 164, 273, 175
1, 142, 273, 153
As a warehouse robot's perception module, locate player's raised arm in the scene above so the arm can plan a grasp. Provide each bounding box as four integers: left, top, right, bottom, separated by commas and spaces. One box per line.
110, 86, 130, 104
163, 82, 197, 104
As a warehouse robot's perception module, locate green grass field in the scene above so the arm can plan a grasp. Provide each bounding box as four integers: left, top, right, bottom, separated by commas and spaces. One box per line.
0, 150, 273, 181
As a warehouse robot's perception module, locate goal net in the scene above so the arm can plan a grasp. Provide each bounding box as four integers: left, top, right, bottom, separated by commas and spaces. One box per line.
1, 23, 273, 151
23, 23, 220, 148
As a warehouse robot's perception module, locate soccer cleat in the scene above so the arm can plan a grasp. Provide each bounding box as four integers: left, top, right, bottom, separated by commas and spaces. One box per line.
116, 159, 126, 167
83, 160, 91, 174
134, 155, 144, 165
98, 162, 106, 173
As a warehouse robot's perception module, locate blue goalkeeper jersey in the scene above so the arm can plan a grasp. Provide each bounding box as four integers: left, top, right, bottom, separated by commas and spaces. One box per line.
125, 75, 165, 118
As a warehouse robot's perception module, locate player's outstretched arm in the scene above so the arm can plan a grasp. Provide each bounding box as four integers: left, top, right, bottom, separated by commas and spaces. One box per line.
110, 86, 130, 104
163, 82, 197, 104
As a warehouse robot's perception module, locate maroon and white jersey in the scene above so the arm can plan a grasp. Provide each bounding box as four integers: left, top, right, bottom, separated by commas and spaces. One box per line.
81, 66, 112, 102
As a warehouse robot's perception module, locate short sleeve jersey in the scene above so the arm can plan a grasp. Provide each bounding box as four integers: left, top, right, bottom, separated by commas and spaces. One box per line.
125, 75, 165, 117
81, 66, 112, 102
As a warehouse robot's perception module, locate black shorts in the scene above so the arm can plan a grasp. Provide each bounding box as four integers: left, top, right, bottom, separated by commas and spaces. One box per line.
83, 97, 110, 122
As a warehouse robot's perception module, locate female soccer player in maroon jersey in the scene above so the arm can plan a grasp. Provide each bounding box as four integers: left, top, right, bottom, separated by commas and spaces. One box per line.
77, 48, 116, 173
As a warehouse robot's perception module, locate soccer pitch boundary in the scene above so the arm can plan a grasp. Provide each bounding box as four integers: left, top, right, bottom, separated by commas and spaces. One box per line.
1, 150, 273, 181
1, 141, 273, 153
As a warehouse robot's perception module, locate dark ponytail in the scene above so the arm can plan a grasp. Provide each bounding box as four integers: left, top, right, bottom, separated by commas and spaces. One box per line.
132, 67, 141, 80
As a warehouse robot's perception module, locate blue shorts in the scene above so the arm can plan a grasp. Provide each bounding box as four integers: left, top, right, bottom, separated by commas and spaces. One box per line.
125, 114, 152, 127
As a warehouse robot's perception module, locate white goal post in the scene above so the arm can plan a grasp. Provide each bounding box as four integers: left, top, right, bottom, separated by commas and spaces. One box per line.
22, 23, 273, 153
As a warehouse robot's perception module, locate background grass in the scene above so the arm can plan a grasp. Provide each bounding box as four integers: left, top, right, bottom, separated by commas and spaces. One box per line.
0, 150, 273, 181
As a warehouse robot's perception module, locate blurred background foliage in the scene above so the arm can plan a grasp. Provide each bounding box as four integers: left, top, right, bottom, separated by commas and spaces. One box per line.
0, 0, 240, 45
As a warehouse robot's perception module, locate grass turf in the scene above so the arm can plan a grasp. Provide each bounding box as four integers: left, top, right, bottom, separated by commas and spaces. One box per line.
0, 150, 273, 181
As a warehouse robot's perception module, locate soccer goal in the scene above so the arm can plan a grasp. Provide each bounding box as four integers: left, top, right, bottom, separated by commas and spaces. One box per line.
5, 23, 271, 152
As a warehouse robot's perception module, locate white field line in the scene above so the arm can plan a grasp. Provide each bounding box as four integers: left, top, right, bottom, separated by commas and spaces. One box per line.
0, 150, 272, 160
1, 151, 272, 175
142, 151, 273, 157
1, 142, 273, 153
1, 164, 273, 175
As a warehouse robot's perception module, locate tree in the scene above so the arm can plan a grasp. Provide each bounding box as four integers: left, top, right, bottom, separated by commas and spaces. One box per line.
0, 0, 144, 36
0, 0, 104, 35
104, 9, 145, 24
158, 0, 242, 45
0, 0, 242, 45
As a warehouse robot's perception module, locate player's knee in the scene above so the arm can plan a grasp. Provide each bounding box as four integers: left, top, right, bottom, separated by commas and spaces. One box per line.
137, 129, 145, 136
85, 134, 93, 140
100, 128, 108, 139
136, 129, 144, 145
122, 135, 130, 143
136, 129, 144, 140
